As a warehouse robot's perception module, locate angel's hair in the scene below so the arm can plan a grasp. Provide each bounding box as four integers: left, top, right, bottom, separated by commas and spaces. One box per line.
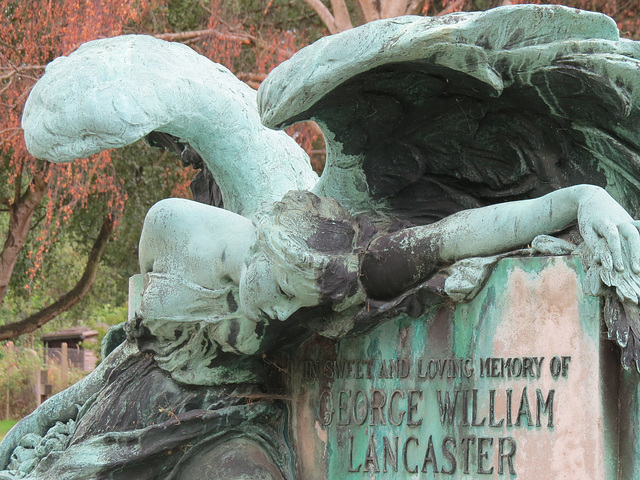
253, 191, 366, 312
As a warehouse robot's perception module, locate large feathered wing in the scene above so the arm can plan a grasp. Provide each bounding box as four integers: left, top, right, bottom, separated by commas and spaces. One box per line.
259, 5, 640, 223
258, 5, 640, 370
23, 35, 317, 217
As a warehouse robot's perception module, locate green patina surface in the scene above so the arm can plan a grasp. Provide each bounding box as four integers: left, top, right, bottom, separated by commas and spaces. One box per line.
7, 4, 640, 478
296, 256, 617, 479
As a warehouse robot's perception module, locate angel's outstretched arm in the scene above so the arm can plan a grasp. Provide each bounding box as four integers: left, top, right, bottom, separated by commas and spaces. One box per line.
0, 341, 137, 469
362, 185, 639, 299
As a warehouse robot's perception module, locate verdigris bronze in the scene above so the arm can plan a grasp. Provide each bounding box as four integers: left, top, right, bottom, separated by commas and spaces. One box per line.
3, 4, 640, 479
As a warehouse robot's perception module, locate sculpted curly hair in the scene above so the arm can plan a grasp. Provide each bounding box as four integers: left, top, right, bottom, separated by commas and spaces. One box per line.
252, 191, 369, 312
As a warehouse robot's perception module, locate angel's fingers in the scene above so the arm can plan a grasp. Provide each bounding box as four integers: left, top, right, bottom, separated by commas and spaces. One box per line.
620, 223, 640, 273
600, 242, 614, 271
581, 226, 603, 263
597, 222, 624, 271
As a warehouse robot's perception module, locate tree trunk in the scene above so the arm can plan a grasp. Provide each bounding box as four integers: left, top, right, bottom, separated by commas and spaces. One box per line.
0, 163, 49, 304
305, 0, 355, 33
0, 215, 115, 340
381, 0, 424, 18
357, 0, 382, 22
314, 0, 425, 31
330, 0, 353, 31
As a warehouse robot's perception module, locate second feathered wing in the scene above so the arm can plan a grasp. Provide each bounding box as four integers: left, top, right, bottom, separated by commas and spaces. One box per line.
259, 5, 640, 224
22, 35, 317, 217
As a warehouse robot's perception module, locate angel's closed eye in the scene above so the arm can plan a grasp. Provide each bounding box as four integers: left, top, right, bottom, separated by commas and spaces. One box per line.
278, 285, 293, 298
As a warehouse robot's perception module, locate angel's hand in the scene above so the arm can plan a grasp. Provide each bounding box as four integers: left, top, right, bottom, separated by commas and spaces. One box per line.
577, 186, 640, 274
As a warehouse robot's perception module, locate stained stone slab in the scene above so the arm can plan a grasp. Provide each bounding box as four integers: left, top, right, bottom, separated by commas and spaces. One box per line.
289, 256, 630, 478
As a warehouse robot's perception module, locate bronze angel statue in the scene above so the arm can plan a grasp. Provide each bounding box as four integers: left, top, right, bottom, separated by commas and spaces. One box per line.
2, 5, 640, 479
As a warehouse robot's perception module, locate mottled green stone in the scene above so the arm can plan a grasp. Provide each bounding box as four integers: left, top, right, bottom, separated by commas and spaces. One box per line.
291, 257, 631, 479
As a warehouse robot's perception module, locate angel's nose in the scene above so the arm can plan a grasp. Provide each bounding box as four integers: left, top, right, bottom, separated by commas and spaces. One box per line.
273, 302, 300, 321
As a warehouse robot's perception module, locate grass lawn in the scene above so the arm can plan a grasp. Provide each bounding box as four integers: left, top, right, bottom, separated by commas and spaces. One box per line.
0, 420, 18, 440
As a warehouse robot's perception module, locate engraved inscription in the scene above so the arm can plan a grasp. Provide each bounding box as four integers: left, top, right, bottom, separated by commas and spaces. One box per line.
304, 355, 571, 475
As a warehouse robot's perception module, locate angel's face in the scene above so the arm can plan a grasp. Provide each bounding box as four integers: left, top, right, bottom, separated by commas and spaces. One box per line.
239, 251, 321, 322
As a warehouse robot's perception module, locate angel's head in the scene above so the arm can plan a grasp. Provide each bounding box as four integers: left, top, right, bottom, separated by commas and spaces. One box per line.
239, 191, 366, 322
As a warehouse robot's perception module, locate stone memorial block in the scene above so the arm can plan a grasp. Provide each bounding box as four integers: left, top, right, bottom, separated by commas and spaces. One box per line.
291, 256, 622, 478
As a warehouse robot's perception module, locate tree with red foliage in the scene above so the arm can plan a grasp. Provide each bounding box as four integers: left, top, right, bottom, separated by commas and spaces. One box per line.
0, 0, 156, 339
0, 0, 325, 340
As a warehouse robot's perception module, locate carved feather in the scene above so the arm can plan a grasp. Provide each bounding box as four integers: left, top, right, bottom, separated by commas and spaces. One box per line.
22, 35, 317, 217
260, 5, 640, 366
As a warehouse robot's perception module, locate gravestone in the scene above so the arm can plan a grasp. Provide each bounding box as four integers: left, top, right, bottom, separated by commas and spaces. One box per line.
289, 256, 633, 478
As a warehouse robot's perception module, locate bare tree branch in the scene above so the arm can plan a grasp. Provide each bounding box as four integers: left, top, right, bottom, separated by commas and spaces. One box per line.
0, 163, 50, 304
330, 0, 354, 31
236, 72, 268, 83
0, 215, 115, 340
382, 0, 407, 18
407, 0, 425, 14
0, 65, 45, 82
382, 0, 424, 17
236, 71, 267, 88
436, 0, 468, 16
154, 28, 294, 58
357, 0, 381, 22
304, 0, 340, 34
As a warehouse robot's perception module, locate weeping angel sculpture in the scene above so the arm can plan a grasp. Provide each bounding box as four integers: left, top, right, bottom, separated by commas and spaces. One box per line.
3, 5, 640, 479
